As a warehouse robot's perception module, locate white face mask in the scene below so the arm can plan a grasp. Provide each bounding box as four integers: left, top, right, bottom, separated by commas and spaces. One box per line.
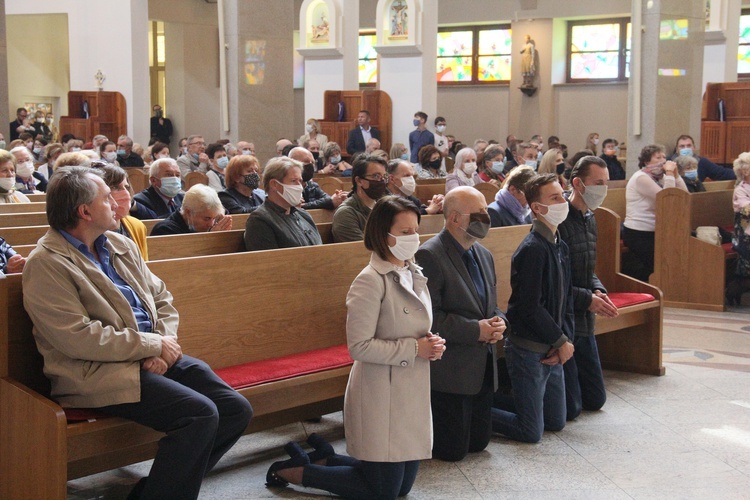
16, 161, 34, 178
579, 183, 608, 211
398, 175, 416, 196
388, 232, 420, 262
537, 202, 569, 227
592, 138, 600, 145
305, 123, 314, 133
436, 124, 446, 133
104, 151, 117, 163
0, 176, 15, 192
277, 181, 304, 207
462, 162, 477, 176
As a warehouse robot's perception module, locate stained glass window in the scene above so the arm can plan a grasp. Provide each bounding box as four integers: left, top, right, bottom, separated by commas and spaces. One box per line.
358, 32, 378, 85
437, 26, 511, 84
568, 19, 631, 82
738, 10, 750, 76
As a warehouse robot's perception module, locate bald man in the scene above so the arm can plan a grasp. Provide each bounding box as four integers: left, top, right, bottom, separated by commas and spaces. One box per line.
288, 146, 345, 210
275, 139, 293, 157
415, 186, 508, 462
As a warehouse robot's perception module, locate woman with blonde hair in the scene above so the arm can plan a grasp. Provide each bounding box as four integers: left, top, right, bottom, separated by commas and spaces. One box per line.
727, 152, 750, 304
299, 118, 328, 149
537, 148, 566, 189
390, 143, 409, 162
585, 132, 600, 155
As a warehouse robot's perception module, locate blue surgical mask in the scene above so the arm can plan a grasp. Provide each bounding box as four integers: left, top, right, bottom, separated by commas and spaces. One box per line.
192, 152, 200, 160
413, 119, 420, 127
116, 148, 126, 157
330, 155, 341, 164
491, 161, 504, 174
242, 149, 253, 155
525, 160, 538, 170
679, 148, 693, 156
684, 170, 698, 180
400, 153, 409, 161
159, 176, 182, 198
217, 157, 229, 169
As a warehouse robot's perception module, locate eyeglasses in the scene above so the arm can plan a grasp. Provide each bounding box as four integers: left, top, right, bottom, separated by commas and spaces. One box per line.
189, 141, 205, 146
363, 173, 388, 182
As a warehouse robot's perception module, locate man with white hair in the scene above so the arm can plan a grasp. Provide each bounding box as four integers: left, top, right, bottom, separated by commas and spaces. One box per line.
275, 138, 293, 157
150, 184, 232, 236
237, 141, 255, 156
132, 158, 184, 219
365, 137, 381, 154
10, 145, 45, 193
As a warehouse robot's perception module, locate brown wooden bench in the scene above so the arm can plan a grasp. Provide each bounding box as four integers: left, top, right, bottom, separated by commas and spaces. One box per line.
316, 176, 346, 196
414, 183, 445, 205
0, 202, 46, 214
185, 171, 209, 189
600, 187, 626, 220
474, 182, 499, 205
0, 218, 663, 497
124, 168, 149, 194
703, 179, 735, 191
607, 180, 628, 189
25, 194, 46, 202
651, 188, 734, 311
0, 212, 48, 228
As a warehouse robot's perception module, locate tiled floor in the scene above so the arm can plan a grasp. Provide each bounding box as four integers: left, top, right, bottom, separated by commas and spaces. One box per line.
68, 306, 750, 499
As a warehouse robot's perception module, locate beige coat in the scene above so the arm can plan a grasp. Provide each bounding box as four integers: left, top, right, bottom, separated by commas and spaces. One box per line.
344, 253, 433, 463
22, 229, 176, 408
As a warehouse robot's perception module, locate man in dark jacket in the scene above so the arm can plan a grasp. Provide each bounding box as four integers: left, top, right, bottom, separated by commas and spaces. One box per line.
558, 156, 619, 421
289, 147, 345, 210
492, 174, 575, 443
133, 158, 185, 219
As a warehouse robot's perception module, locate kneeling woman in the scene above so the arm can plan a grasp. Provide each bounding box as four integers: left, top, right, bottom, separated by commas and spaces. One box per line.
266, 195, 446, 499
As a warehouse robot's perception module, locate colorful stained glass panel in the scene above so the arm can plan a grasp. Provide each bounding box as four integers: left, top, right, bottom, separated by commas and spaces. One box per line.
437, 31, 472, 57
358, 34, 377, 84
478, 29, 511, 56
571, 23, 620, 53
436, 56, 472, 82
478, 56, 511, 82
570, 52, 619, 80
359, 59, 377, 84
740, 14, 750, 44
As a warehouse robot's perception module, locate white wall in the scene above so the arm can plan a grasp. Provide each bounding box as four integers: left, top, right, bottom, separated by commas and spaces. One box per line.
7, 0, 150, 143
6, 14, 69, 119
554, 83, 629, 151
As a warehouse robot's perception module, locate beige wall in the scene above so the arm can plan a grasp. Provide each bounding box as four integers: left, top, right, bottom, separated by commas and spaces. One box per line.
554, 83, 629, 152
6, 14, 69, 121
436, 86, 509, 146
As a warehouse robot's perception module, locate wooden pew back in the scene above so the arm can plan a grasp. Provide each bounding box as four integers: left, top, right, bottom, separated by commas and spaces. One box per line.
0, 202, 46, 214
415, 183, 445, 205
0, 212, 48, 228
474, 182, 499, 205
703, 179, 735, 192
601, 188, 626, 220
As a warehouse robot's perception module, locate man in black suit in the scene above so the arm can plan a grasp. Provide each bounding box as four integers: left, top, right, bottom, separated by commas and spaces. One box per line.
116, 135, 145, 167
346, 110, 381, 155
133, 158, 185, 219
416, 186, 508, 462
150, 104, 173, 145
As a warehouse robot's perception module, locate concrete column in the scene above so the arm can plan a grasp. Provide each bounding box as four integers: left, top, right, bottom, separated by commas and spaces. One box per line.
223, 0, 295, 164
702, 0, 741, 90
508, 20, 554, 143
0, 0, 10, 128
376, 0, 438, 149
298, 0, 359, 123
626, 0, 705, 175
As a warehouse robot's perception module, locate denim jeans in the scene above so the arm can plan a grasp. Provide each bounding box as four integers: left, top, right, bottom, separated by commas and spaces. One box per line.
100, 355, 253, 500
491, 342, 566, 443
564, 334, 607, 420
302, 455, 419, 500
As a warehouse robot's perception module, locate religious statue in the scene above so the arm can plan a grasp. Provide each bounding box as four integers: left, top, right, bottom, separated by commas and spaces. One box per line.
95, 69, 105, 91
311, 12, 329, 42
389, 0, 408, 38
520, 34, 536, 88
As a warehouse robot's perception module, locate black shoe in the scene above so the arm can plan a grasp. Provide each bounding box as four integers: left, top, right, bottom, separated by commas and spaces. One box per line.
266, 442, 310, 488
306, 433, 335, 463
726, 280, 743, 306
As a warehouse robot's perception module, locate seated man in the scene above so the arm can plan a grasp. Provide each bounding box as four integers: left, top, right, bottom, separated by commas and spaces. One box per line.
22, 166, 253, 499
133, 158, 184, 219
0, 235, 25, 274
116, 135, 145, 167
151, 184, 233, 236
177, 135, 209, 180
288, 146, 345, 211
244, 156, 322, 251
386, 158, 443, 215
671, 134, 735, 182
331, 155, 388, 242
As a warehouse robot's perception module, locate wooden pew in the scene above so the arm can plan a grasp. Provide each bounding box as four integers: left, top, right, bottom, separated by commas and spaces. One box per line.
703, 179, 735, 192
185, 171, 209, 188
307, 209, 335, 224
0, 220, 664, 497
0, 212, 48, 228
474, 182, 499, 205
651, 188, 734, 311
316, 176, 346, 196
124, 168, 149, 194
0, 225, 49, 246
0, 202, 46, 214
593, 207, 664, 375
25, 194, 46, 202
414, 183, 445, 205
600, 187, 626, 220
607, 180, 628, 189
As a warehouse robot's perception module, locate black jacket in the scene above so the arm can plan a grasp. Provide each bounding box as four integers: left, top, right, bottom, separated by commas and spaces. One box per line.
507, 221, 574, 352
302, 181, 334, 210
600, 154, 625, 181
346, 126, 381, 155
219, 187, 265, 214
557, 202, 606, 337
133, 186, 184, 219
150, 210, 192, 236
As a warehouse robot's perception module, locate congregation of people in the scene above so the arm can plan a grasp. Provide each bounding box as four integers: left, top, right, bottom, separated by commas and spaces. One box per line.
2, 104, 748, 499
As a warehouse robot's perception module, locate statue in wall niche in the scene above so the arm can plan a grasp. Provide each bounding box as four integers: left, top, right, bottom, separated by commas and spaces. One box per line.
389, 0, 408, 39
520, 34, 536, 88
311, 10, 329, 42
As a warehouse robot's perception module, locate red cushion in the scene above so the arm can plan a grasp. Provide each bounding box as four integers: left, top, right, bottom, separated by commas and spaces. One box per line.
723, 225, 734, 234
64, 345, 353, 422
722, 242, 734, 253
608, 292, 656, 308
215, 344, 353, 390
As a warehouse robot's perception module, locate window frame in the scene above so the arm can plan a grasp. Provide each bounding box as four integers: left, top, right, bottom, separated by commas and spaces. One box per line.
739, 8, 750, 79
566, 17, 630, 83
436, 24, 512, 86
358, 30, 377, 88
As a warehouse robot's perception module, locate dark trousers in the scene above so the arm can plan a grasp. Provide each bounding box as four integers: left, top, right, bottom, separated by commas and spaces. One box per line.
430, 354, 494, 462
564, 334, 607, 421
100, 355, 253, 500
302, 455, 419, 500
622, 227, 655, 282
